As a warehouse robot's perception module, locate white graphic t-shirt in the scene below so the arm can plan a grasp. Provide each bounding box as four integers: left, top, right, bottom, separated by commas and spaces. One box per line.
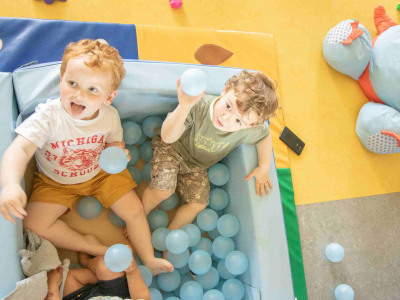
16, 98, 123, 184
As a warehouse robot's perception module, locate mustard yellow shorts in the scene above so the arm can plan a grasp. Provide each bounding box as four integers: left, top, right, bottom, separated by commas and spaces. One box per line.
29, 169, 137, 209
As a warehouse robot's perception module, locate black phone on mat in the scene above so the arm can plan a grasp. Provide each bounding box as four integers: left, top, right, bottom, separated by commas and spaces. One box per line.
279, 127, 305, 155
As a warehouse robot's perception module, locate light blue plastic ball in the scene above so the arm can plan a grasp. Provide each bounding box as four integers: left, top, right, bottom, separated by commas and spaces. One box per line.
166, 230, 190, 254
126, 145, 140, 166
208, 163, 230, 186
325, 243, 345, 263
143, 115, 163, 138
188, 250, 212, 275
180, 281, 204, 300
149, 288, 163, 300
142, 163, 152, 182
165, 296, 180, 300
77, 196, 102, 219
209, 188, 229, 211
138, 265, 153, 287
225, 251, 248, 275
196, 266, 220, 290
212, 236, 235, 259
109, 210, 126, 227
217, 260, 236, 280
208, 228, 220, 240
167, 249, 190, 268
151, 227, 170, 251
181, 224, 201, 247
135, 131, 148, 145
191, 237, 213, 255
180, 68, 207, 96
99, 147, 128, 174
174, 274, 192, 296
217, 214, 240, 238
203, 289, 225, 300
104, 244, 133, 272
335, 284, 354, 300
122, 121, 143, 145
147, 209, 169, 231
196, 209, 219, 231
222, 278, 245, 300
128, 166, 142, 185
139, 141, 154, 163
157, 269, 181, 292
159, 193, 179, 211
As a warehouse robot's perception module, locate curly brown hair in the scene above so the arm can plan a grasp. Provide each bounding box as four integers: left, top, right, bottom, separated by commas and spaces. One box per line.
60, 39, 125, 91
225, 70, 278, 124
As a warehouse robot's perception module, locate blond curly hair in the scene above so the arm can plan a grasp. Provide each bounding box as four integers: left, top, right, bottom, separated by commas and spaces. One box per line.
60, 39, 125, 91
225, 70, 278, 124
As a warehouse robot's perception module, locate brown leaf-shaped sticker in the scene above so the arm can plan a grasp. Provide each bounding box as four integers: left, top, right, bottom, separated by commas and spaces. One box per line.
195, 44, 233, 65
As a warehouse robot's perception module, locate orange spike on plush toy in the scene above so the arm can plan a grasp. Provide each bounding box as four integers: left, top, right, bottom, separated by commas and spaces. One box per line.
342, 21, 364, 44
374, 5, 398, 35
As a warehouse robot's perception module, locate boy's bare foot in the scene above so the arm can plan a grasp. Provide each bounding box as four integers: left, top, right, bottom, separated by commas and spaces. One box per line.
144, 257, 174, 276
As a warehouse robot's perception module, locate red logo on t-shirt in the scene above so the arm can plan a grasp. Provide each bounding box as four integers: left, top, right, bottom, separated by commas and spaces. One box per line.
58, 145, 103, 171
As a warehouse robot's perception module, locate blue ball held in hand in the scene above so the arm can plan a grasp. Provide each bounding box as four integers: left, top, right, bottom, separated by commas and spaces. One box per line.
335, 284, 354, 300
104, 244, 132, 272
325, 243, 345, 262
180, 68, 207, 96
77, 196, 102, 219
99, 147, 128, 174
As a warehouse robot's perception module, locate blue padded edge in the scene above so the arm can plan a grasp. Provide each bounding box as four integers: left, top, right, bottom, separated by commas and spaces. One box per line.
0, 17, 138, 73
0, 72, 24, 299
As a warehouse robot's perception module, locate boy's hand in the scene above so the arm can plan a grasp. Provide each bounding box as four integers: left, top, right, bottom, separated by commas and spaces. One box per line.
0, 183, 28, 223
177, 78, 205, 109
245, 167, 273, 197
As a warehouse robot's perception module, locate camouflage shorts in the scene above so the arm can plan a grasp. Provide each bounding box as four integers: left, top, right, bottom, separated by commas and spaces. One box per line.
149, 136, 210, 205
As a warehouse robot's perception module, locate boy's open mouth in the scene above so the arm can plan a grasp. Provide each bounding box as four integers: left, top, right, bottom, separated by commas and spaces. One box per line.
70, 102, 86, 115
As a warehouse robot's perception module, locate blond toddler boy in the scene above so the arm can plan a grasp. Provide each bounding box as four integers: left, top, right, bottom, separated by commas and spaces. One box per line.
0, 39, 172, 275
143, 70, 279, 231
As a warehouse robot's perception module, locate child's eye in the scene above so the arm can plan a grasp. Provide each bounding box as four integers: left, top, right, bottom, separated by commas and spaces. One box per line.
227, 104, 231, 111
236, 119, 242, 126
89, 87, 98, 93
69, 81, 77, 87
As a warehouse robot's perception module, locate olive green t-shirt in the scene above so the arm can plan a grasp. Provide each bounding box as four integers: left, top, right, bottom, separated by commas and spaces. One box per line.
171, 95, 270, 168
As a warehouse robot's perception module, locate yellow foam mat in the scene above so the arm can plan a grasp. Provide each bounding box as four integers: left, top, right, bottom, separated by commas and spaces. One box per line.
2, 0, 400, 205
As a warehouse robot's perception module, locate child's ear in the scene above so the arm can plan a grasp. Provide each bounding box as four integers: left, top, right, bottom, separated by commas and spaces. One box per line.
105, 90, 118, 105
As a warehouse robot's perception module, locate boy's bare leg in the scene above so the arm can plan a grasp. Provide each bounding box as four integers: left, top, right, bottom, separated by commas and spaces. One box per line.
168, 202, 207, 231
62, 268, 97, 297
142, 187, 173, 215
111, 190, 173, 275
23, 202, 108, 256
